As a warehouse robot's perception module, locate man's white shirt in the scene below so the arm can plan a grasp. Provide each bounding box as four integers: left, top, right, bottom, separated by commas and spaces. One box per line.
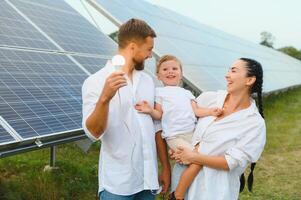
82, 58, 159, 195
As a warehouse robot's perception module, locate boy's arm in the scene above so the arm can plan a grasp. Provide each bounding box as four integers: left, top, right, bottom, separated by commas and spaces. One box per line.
135, 101, 163, 120
191, 101, 222, 117
191, 101, 212, 117
152, 103, 163, 120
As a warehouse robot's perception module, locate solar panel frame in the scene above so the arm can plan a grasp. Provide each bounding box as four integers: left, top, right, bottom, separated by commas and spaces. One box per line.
0, 125, 16, 145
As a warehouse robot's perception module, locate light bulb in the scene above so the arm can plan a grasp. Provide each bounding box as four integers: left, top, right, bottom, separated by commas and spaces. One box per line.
112, 55, 125, 71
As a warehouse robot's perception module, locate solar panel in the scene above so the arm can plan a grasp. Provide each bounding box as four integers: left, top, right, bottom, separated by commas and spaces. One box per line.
71, 55, 108, 74
0, 1, 58, 50
0, 0, 122, 154
0, 48, 85, 140
10, 0, 116, 56
90, 0, 301, 93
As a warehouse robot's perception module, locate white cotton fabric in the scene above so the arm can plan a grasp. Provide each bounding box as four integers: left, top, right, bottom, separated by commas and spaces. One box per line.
188, 90, 266, 200
155, 86, 196, 139
82, 57, 159, 195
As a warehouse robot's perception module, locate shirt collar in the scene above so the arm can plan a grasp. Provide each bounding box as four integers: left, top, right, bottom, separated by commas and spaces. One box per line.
217, 90, 260, 119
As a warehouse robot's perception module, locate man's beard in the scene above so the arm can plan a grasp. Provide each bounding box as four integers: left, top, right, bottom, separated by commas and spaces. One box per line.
133, 57, 145, 71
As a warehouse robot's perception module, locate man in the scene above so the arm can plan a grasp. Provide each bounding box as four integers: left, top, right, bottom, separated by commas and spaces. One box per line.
82, 18, 171, 200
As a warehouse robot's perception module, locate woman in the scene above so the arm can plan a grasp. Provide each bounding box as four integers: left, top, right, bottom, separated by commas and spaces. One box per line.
170, 58, 266, 200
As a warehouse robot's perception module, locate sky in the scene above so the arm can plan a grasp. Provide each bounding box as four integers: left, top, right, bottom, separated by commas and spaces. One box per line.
67, 0, 301, 49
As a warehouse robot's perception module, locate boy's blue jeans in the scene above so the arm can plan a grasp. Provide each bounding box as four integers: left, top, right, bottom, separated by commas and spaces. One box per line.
99, 189, 155, 200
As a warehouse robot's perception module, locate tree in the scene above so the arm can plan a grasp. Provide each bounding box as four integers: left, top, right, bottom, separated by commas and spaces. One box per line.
278, 46, 301, 61
109, 31, 118, 42
260, 31, 275, 48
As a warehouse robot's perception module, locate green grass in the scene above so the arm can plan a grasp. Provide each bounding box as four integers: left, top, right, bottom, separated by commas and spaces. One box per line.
0, 143, 101, 200
1, 87, 300, 200
239, 87, 301, 200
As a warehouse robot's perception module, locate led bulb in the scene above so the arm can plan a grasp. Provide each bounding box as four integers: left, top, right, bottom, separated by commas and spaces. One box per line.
112, 55, 125, 71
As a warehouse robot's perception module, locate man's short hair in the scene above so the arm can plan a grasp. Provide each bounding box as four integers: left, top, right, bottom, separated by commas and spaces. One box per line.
118, 18, 156, 48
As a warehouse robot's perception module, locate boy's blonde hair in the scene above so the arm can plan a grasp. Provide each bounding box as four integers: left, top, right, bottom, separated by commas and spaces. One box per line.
156, 55, 182, 73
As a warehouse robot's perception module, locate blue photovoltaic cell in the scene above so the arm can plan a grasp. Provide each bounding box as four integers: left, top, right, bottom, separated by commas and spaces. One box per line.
94, 0, 301, 92
0, 125, 15, 144
10, 0, 116, 56
72, 55, 108, 74
0, 48, 87, 140
0, 1, 58, 50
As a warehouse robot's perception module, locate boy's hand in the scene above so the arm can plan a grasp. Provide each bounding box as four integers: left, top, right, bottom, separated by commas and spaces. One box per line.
211, 107, 223, 116
134, 101, 153, 114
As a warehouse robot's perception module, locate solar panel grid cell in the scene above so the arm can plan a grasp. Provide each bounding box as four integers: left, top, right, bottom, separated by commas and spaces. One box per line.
10, 0, 116, 56
0, 1, 58, 50
0, 48, 84, 140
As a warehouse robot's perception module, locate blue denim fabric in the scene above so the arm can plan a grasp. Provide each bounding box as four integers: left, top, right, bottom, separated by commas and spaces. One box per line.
99, 190, 155, 200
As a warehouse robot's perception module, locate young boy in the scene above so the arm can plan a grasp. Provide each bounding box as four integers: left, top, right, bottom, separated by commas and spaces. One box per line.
135, 55, 222, 199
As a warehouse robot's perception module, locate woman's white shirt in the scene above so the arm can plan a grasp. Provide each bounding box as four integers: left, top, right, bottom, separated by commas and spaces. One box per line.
188, 90, 266, 200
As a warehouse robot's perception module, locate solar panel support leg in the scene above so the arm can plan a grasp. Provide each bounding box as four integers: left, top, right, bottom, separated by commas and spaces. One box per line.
50, 146, 56, 167
44, 146, 58, 171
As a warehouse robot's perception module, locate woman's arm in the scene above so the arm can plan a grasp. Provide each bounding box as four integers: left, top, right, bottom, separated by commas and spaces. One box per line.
172, 147, 229, 171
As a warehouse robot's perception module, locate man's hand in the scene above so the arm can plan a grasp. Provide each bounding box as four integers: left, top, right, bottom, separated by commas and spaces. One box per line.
155, 131, 171, 195
100, 71, 127, 103
158, 166, 171, 194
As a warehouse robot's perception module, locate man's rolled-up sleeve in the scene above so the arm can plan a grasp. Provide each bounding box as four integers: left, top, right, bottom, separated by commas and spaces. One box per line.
82, 78, 103, 141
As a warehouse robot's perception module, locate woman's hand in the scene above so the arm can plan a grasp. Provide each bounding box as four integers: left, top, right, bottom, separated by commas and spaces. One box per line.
170, 146, 199, 165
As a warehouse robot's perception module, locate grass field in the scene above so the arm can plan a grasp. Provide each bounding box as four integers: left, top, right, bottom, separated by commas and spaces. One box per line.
0, 87, 300, 200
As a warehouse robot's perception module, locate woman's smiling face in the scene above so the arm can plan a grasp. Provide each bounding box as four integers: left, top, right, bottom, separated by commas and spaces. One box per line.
225, 59, 255, 94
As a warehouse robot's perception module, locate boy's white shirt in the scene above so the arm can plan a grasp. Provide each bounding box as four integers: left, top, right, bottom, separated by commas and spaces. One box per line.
82, 57, 159, 195
155, 86, 196, 139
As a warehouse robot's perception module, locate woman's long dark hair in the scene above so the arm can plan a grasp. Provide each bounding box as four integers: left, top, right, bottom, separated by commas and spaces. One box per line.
239, 58, 264, 193
240, 57, 264, 118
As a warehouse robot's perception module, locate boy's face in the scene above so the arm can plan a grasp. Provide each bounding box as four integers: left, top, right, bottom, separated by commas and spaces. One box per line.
157, 60, 182, 86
